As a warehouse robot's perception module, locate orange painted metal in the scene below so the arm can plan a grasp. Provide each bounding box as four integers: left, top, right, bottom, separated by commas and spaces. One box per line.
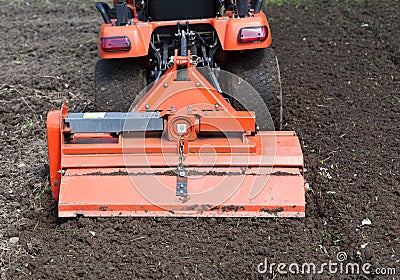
134, 64, 236, 113
58, 167, 304, 217
62, 136, 258, 156
50, 108, 305, 217
132, 64, 257, 141
98, 12, 271, 59
47, 78, 305, 217
46, 110, 62, 200
46, 104, 70, 200
46, 103, 305, 217
60, 132, 302, 166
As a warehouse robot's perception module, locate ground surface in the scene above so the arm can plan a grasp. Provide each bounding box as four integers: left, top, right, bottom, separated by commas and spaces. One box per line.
0, 0, 399, 279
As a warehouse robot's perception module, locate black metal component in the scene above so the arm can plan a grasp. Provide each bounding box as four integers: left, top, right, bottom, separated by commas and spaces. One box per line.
253, 0, 262, 14
180, 33, 187, 56
236, 0, 248, 17
177, 22, 189, 57
147, 0, 218, 21
150, 42, 162, 66
161, 42, 168, 71
109, 7, 133, 20
224, 1, 234, 11
65, 112, 163, 133
177, 22, 181, 37
149, 42, 163, 81
200, 44, 209, 67
209, 45, 220, 67
174, 23, 190, 81
135, 0, 147, 21
116, 0, 129, 26
95, 2, 111, 24
186, 20, 190, 35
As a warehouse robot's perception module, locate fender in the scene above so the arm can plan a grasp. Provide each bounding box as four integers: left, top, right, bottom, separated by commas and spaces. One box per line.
98, 11, 272, 59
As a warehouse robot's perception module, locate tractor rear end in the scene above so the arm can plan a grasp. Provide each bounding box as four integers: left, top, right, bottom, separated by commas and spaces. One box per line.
46, 0, 306, 217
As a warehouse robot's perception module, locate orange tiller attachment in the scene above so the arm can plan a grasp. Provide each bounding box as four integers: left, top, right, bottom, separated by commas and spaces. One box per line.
46, 67, 305, 217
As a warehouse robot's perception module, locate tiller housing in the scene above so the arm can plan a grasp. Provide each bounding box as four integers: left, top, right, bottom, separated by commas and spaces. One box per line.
47, 59, 304, 217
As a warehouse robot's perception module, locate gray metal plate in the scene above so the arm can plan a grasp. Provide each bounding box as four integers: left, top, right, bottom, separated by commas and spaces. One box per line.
65, 112, 163, 133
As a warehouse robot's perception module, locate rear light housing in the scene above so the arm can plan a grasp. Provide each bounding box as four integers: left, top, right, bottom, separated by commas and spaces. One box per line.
238, 26, 268, 43
101, 36, 131, 52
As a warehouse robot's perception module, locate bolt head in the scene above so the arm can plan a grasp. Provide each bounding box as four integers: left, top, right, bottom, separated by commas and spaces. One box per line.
145, 104, 150, 109
164, 83, 168, 88
215, 104, 219, 109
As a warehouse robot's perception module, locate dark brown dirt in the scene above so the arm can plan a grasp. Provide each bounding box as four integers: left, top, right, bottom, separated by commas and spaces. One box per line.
1, 0, 399, 279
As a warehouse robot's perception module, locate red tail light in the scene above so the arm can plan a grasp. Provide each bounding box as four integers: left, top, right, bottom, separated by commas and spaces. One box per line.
238, 26, 268, 43
101, 36, 131, 52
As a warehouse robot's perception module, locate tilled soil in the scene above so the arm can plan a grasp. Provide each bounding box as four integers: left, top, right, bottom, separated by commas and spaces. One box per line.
0, 1, 399, 279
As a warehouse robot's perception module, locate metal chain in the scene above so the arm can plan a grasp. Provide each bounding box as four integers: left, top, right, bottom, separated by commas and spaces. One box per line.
176, 136, 188, 198
177, 136, 186, 176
